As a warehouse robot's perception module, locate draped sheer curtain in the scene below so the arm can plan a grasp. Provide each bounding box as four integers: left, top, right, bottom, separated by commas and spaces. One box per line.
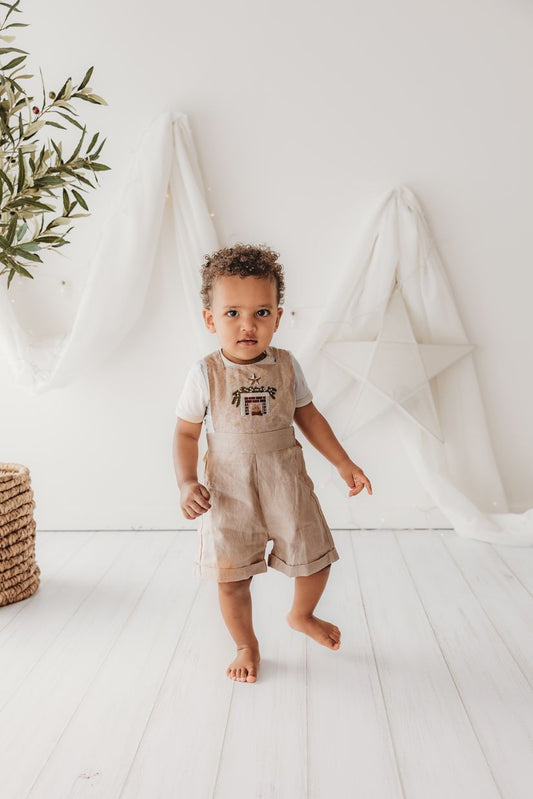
0, 111, 214, 392
298, 187, 532, 545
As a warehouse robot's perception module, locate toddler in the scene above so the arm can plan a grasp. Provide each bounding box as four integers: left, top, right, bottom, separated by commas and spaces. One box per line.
173, 244, 372, 684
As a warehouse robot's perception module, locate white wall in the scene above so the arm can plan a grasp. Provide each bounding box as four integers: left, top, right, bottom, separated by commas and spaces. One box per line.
1, 0, 532, 529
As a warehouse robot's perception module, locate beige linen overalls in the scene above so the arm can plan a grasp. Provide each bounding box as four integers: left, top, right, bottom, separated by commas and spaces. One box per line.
196, 347, 339, 582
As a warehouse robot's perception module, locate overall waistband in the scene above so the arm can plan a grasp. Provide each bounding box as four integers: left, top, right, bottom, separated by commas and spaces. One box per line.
206, 426, 296, 454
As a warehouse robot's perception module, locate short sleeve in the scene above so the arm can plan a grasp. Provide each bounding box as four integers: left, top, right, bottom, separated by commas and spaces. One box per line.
175, 360, 209, 423
291, 354, 313, 408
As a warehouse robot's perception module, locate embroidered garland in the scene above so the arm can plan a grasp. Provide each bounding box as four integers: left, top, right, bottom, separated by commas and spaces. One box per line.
231, 384, 277, 408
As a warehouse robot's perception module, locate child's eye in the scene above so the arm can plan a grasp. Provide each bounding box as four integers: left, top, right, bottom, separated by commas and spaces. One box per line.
256, 309, 270, 317
225, 310, 238, 317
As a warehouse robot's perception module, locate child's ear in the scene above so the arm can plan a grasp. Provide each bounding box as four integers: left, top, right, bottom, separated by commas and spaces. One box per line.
202, 307, 216, 333
274, 307, 283, 331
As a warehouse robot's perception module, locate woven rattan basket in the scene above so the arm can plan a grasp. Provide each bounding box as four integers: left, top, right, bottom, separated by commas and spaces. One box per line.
0, 463, 41, 606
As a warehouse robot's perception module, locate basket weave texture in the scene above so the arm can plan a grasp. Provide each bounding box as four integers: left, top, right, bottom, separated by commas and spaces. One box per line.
0, 463, 41, 606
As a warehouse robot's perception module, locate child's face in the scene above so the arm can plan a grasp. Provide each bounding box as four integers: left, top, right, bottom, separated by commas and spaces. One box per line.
202, 275, 283, 364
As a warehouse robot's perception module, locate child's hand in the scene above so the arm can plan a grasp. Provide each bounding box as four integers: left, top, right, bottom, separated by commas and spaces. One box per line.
337, 460, 373, 497
180, 480, 211, 519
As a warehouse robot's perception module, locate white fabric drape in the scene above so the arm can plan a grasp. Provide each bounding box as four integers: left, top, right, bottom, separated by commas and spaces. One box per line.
298, 186, 532, 546
0, 111, 215, 391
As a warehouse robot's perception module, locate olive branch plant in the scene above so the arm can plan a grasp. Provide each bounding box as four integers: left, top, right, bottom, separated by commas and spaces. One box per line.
0, 0, 110, 289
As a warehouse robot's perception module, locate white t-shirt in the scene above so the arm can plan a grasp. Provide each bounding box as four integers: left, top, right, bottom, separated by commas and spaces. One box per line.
176, 347, 313, 433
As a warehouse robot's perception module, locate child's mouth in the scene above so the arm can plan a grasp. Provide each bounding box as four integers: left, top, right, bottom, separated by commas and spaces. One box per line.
238, 339, 258, 345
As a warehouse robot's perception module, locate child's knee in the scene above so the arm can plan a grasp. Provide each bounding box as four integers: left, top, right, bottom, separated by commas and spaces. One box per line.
218, 576, 252, 595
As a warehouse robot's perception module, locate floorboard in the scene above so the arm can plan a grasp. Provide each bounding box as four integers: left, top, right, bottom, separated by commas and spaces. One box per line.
0, 529, 531, 799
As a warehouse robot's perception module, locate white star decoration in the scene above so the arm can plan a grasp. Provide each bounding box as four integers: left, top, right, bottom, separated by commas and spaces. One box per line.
248, 372, 262, 387
322, 288, 474, 441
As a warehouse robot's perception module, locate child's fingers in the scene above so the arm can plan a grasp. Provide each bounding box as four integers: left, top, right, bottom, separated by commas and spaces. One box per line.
181, 494, 210, 518
198, 484, 211, 501
348, 474, 373, 497
190, 498, 210, 514
183, 505, 204, 519
193, 490, 211, 510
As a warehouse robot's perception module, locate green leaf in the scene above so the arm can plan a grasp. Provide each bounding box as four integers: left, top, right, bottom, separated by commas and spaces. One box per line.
13, 245, 42, 262
55, 111, 84, 131
87, 131, 99, 152
87, 162, 110, 172
7, 268, 15, 288
72, 92, 107, 105
0, 167, 14, 193
92, 136, 106, 159
71, 188, 88, 210
16, 144, 24, 192
17, 241, 40, 252
78, 65, 94, 91
69, 125, 86, 162
16, 220, 28, 241
44, 120, 67, 130
36, 235, 62, 244
50, 138, 62, 162
74, 172, 95, 188
62, 187, 69, 214
1, 1, 22, 22
33, 175, 64, 187
2, 54, 26, 70
6, 213, 17, 244
15, 264, 35, 278
47, 216, 72, 228
0, 46, 28, 55
27, 199, 55, 212
55, 76, 72, 101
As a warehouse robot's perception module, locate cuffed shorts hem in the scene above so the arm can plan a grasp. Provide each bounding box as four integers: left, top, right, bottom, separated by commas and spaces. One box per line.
267, 546, 340, 577
194, 558, 268, 583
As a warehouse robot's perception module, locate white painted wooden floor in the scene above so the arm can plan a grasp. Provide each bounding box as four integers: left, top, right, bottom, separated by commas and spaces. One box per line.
0, 529, 532, 799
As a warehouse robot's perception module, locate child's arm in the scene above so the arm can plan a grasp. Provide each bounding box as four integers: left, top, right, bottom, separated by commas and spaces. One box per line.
294, 402, 373, 496
173, 418, 211, 519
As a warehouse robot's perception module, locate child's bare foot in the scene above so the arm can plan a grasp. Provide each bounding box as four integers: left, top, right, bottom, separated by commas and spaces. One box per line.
227, 644, 260, 683
286, 612, 341, 650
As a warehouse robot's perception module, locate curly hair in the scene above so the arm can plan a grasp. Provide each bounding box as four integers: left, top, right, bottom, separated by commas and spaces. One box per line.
200, 243, 285, 308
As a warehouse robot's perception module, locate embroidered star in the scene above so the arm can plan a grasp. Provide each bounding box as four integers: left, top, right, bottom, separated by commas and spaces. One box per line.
248, 372, 262, 387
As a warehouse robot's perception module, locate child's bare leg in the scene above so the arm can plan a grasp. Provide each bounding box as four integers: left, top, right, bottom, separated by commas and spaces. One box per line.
218, 576, 260, 683
286, 564, 341, 650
